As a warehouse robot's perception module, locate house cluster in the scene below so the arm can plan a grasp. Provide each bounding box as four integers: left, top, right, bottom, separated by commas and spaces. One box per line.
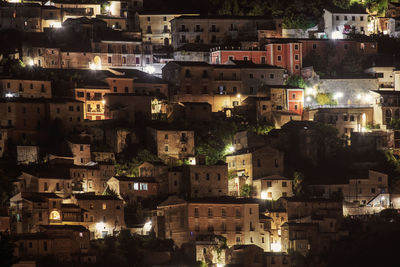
2, 0, 400, 266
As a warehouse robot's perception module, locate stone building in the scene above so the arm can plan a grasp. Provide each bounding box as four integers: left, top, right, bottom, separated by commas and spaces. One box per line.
69, 163, 115, 194
0, 3, 42, 32
170, 15, 279, 50
13, 225, 90, 262
71, 194, 125, 239
304, 106, 373, 143
138, 13, 198, 46
309, 170, 389, 207
182, 161, 228, 198
226, 145, 284, 190
0, 98, 83, 145
10, 192, 64, 234
154, 196, 264, 249
253, 175, 294, 200
0, 78, 52, 98
146, 126, 195, 164
16, 146, 40, 165
106, 176, 158, 201
162, 61, 286, 111
323, 8, 369, 38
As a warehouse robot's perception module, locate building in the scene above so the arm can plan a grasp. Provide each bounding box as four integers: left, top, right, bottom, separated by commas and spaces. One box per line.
106, 176, 158, 201
309, 170, 389, 206
167, 102, 213, 122
281, 222, 319, 255
371, 90, 400, 129
170, 15, 279, 49
153, 196, 264, 249
146, 126, 195, 164
9, 192, 63, 234
15, 166, 72, 198
232, 130, 267, 151
14, 225, 90, 262
304, 106, 373, 143
0, 3, 42, 32
210, 41, 302, 75
138, 13, 198, 46
162, 61, 286, 111
182, 161, 228, 198
253, 175, 294, 200
323, 8, 369, 38
0, 98, 84, 145
69, 163, 115, 194
0, 78, 52, 98
226, 145, 284, 187
71, 194, 125, 239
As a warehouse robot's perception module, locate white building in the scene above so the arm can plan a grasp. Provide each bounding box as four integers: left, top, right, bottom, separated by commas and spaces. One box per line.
323, 8, 369, 39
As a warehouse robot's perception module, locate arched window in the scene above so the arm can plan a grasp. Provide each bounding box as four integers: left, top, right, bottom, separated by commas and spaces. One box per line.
49, 210, 60, 220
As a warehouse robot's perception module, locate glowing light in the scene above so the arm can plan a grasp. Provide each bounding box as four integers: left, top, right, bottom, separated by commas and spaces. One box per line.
5, 93, 14, 98
28, 59, 34, 66
261, 191, 268, 200
271, 242, 282, 252
227, 145, 235, 153
101, 99, 106, 105
356, 94, 361, 100
305, 86, 316, 96
49, 210, 61, 220
51, 22, 62, 28
332, 31, 343, 39
365, 94, 372, 102
96, 222, 105, 231
143, 220, 152, 233
105, 5, 110, 12
144, 65, 155, 74
333, 92, 343, 99
383, 30, 388, 35
217, 264, 224, 267
361, 127, 366, 132
236, 94, 241, 99
306, 96, 312, 102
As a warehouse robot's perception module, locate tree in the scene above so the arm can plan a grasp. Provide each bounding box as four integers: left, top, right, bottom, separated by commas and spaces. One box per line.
240, 184, 252, 197
284, 75, 308, 88
316, 93, 336, 106
293, 172, 305, 197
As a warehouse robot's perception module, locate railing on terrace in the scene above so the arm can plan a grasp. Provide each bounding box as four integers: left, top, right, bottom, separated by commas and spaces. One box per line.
308, 104, 373, 109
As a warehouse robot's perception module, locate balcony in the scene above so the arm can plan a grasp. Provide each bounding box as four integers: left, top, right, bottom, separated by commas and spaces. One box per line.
163, 29, 171, 34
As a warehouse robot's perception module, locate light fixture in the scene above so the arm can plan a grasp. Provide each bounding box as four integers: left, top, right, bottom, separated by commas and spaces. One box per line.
101, 99, 106, 105
144, 65, 155, 74
28, 59, 34, 66
333, 92, 343, 99
261, 191, 268, 200
5, 93, 14, 98
96, 222, 105, 231
271, 242, 282, 252
306, 96, 312, 102
227, 145, 235, 153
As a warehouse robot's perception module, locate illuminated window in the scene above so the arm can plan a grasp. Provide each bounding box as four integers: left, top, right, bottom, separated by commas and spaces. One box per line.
134, 183, 139, 190
49, 210, 60, 220
102, 203, 107, 210
140, 183, 148, 190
